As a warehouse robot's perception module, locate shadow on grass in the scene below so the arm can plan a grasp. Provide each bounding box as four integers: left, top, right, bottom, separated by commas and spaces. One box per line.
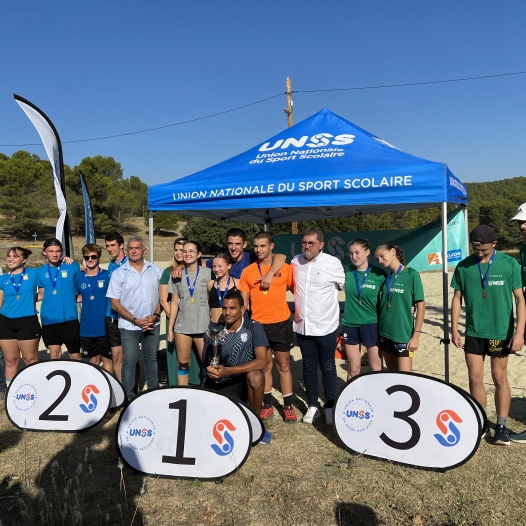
334, 502, 380, 525
0, 426, 24, 455
0, 418, 146, 525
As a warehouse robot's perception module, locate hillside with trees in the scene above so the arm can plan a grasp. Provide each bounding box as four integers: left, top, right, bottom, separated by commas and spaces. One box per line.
0, 150, 524, 250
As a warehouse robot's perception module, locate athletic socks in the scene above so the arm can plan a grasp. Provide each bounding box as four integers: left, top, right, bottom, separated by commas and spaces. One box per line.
263, 391, 272, 406
283, 394, 293, 407
497, 415, 508, 428
5, 379, 11, 388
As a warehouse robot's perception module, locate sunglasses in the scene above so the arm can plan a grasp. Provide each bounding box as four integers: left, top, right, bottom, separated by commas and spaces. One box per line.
84, 255, 99, 261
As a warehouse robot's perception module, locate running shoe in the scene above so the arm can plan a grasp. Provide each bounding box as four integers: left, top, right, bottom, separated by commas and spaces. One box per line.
260, 430, 272, 445
260, 405, 274, 420
283, 405, 297, 424
302, 406, 320, 424
493, 424, 510, 446
510, 429, 526, 444
325, 408, 333, 425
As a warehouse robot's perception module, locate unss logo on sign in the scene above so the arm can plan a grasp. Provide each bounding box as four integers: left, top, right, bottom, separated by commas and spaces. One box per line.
116, 387, 253, 480
333, 371, 485, 471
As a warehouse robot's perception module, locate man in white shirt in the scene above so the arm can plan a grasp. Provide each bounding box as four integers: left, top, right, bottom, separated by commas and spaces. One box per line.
291, 227, 345, 425
107, 236, 162, 400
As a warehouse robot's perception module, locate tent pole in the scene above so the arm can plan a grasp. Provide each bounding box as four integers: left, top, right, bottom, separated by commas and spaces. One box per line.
441, 202, 450, 383
148, 211, 154, 263
463, 206, 470, 258
264, 209, 271, 232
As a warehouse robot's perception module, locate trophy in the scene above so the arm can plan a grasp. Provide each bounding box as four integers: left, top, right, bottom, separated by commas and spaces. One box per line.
206, 326, 228, 367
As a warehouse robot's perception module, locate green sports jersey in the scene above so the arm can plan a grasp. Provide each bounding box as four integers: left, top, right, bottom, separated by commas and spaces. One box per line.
520, 245, 526, 290
342, 265, 386, 327
451, 251, 522, 340
378, 266, 424, 343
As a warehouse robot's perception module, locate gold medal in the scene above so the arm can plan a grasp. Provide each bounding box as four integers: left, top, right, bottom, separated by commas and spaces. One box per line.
358, 299, 362, 306
90, 295, 95, 300
387, 302, 391, 309
190, 298, 195, 303
482, 292, 487, 299
16, 295, 20, 300
53, 290, 58, 295
262, 290, 268, 294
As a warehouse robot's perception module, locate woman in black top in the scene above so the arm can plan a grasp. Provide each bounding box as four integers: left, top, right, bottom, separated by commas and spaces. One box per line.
207, 253, 239, 324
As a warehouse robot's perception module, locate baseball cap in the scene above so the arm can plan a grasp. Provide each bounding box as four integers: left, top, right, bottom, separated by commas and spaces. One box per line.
510, 203, 526, 222
469, 225, 496, 245
43, 238, 63, 249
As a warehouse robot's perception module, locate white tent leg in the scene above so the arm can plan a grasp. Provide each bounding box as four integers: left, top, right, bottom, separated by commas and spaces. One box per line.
441, 202, 450, 383
463, 206, 469, 258
149, 211, 154, 263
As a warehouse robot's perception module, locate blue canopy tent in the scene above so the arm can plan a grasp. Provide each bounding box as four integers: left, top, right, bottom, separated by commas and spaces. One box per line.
148, 109, 468, 382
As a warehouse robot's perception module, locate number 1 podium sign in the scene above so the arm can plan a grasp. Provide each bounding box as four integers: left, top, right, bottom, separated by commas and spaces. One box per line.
6, 361, 112, 432
116, 387, 253, 480
333, 371, 485, 471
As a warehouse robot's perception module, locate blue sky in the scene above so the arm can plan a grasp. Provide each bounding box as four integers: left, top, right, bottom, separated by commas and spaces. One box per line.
1, 1, 525, 186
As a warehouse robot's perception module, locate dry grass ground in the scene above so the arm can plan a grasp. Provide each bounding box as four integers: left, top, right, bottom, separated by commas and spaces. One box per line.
2, 403, 526, 526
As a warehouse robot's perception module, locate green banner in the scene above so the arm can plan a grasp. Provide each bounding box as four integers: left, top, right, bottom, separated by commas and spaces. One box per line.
274, 208, 467, 272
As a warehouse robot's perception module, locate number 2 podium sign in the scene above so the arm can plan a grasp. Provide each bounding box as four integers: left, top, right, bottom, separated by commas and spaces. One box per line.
333, 371, 485, 471
116, 387, 253, 480
6, 361, 112, 432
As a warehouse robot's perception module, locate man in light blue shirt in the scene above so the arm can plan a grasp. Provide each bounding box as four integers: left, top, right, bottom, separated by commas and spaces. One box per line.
107, 236, 162, 400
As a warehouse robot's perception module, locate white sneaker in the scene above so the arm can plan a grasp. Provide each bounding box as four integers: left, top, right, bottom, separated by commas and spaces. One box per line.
303, 406, 320, 424
325, 408, 333, 425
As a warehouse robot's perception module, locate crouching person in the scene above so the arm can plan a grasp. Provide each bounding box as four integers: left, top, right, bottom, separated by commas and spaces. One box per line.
203, 290, 272, 444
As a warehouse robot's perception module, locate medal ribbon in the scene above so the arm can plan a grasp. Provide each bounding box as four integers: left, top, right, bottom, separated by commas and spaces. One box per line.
386, 264, 403, 305
477, 250, 495, 296
11, 268, 26, 297
354, 266, 370, 304
84, 268, 101, 297
48, 263, 62, 292
216, 276, 231, 308
185, 266, 200, 300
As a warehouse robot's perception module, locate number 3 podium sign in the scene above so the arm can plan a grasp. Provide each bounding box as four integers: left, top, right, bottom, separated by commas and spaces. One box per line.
116, 387, 253, 481
6, 361, 113, 432
333, 372, 486, 471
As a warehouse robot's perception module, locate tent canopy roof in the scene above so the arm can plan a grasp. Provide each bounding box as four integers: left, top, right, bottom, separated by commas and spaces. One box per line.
148, 109, 467, 223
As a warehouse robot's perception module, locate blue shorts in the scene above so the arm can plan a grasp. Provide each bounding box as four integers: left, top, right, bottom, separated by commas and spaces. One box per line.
342, 324, 378, 347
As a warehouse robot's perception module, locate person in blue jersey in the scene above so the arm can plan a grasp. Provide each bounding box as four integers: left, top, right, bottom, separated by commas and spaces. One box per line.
205, 228, 286, 284
75, 244, 112, 372
0, 247, 41, 388
37, 238, 81, 360
104, 231, 127, 380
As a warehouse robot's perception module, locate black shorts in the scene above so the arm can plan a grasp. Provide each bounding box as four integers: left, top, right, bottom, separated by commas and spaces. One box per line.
379, 336, 413, 358
0, 314, 41, 341
106, 317, 121, 348
464, 336, 511, 357
342, 324, 379, 347
42, 320, 80, 355
80, 336, 112, 360
262, 320, 294, 352
207, 374, 247, 402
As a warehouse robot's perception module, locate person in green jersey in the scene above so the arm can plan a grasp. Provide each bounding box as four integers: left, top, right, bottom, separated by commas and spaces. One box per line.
342, 239, 386, 379
374, 242, 425, 372
451, 225, 525, 446
159, 237, 200, 385
509, 206, 526, 443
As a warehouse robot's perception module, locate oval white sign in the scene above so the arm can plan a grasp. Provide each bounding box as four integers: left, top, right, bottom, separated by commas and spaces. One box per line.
102, 370, 126, 409
237, 400, 265, 445
334, 371, 481, 471
116, 387, 252, 480
6, 361, 111, 432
